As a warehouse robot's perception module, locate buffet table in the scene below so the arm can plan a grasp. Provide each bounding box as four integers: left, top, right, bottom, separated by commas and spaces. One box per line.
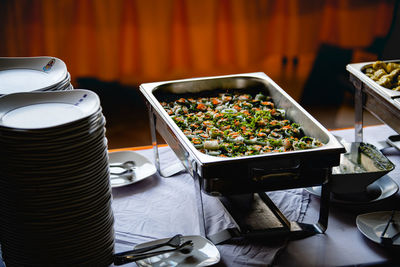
1, 125, 398, 267
111, 124, 400, 267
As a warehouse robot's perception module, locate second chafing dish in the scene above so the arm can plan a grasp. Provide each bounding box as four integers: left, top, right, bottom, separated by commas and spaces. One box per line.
140, 72, 344, 195
347, 60, 400, 98
347, 60, 400, 136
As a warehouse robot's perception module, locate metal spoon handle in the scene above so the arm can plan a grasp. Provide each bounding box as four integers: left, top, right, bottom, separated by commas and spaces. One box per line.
110, 169, 134, 176
110, 160, 136, 168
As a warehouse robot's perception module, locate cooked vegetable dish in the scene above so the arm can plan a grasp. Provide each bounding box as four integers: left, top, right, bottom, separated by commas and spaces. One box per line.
160, 91, 323, 157
363, 61, 400, 91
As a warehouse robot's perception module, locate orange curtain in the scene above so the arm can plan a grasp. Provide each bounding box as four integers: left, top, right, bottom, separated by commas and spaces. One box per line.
0, 0, 395, 87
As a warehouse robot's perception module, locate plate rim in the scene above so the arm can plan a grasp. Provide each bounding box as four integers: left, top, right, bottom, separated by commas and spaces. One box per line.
356, 210, 400, 246
0, 56, 68, 94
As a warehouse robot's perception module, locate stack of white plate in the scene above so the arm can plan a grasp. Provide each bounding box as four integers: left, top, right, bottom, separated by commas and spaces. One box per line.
0, 57, 73, 97
0, 90, 114, 266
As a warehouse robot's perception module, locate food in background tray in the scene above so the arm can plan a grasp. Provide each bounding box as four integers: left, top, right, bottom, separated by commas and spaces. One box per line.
363, 61, 400, 91
161, 91, 323, 157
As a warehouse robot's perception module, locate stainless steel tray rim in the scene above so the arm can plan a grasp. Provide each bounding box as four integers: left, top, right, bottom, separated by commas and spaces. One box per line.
140, 72, 344, 166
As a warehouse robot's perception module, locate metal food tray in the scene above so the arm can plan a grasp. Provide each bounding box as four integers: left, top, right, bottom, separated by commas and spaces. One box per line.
140, 72, 344, 196
346, 60, 400, 98
140, 72, 346, 242
346, 60, 400, 139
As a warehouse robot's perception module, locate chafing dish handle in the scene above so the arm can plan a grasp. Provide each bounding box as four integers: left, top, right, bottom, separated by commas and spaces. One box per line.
250, 167, 300, 183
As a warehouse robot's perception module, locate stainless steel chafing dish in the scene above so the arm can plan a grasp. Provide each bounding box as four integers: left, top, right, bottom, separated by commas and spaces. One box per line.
347, 60, 400, 140
140, 72, 344, 196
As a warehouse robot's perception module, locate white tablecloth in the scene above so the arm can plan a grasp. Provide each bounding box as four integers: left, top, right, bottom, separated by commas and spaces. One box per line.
112, 147, 310, 266
2, 125, 399, 267
111, 125, 400, 266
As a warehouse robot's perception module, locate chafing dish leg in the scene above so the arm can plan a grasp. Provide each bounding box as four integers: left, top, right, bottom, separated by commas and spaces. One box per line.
296, 173, 330, 236
353, 74, 364, 143
193, 171, 207, 238
148, 106, 186, 177
315, 181, 330, 233
148, 107, 162, 174
148, 106, 185, 178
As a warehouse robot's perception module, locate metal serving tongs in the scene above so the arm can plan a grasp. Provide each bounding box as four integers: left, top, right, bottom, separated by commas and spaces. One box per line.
113, 238, 193, 265
380, 210, 400, 246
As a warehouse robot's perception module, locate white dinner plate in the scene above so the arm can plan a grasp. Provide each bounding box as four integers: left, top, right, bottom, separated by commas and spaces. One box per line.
305, 175, 399, 205
108, 151, 157, 188
0, 57, 67, 94
135, 235, 220, 267
356, 211, 400, 246
0, 90, 100, 129
44, 72, 71, 91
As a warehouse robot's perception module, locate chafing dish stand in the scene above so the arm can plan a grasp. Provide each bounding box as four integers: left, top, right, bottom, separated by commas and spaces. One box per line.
149, 109, 331, 245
